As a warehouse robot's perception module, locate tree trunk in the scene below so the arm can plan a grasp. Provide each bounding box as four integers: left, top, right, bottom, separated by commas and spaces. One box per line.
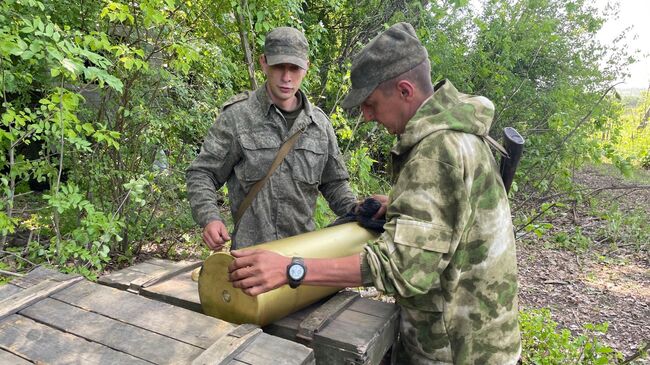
236, 0, 257, 90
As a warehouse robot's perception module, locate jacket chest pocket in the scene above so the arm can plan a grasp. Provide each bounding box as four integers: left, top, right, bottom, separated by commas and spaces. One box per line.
237, 131, 280, 182
290, 136, 326, 185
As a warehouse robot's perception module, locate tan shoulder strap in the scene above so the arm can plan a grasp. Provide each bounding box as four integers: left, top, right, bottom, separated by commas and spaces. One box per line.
483, 134, 509, 157
234, 129, 304, 227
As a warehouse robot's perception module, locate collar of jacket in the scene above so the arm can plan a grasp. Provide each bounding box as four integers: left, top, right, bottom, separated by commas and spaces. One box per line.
255, 83, 315, 133
391, 79, 496, 156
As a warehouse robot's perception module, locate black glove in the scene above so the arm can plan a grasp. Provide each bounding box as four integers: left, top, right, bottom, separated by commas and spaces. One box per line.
329, 197, 386, 233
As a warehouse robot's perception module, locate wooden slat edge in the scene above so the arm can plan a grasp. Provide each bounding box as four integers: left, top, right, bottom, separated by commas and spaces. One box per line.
139, 260, 203, 288
191, 323, 261, 365
296, 291, 359, 343
0, 276, 83, 320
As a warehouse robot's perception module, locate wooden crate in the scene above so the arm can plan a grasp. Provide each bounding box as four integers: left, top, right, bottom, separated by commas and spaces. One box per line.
99, 259, 399, 365
0, 266, 314, 365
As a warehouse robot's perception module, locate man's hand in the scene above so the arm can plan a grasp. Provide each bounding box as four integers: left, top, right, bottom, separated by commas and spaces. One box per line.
202, 220, 231, 251
229, 249, 291, 296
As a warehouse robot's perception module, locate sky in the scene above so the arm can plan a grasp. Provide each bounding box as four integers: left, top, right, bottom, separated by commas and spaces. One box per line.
596, 0, 650, 89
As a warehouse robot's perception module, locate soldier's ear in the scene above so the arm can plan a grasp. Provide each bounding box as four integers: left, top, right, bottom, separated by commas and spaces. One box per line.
396, 80, 415, 100
259, 55, 268, 71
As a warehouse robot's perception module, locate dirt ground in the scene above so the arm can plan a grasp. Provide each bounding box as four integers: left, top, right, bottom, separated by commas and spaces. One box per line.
516, 165, 649, 361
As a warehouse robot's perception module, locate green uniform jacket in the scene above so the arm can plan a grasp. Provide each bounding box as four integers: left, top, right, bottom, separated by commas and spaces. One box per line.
186, 85, 356, 248
362, 80, 521, 364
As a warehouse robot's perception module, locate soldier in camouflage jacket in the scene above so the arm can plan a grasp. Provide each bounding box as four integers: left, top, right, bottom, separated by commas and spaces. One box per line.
186, 27, 356, 249
228, 23, 521, 364
357, 76, 521, 364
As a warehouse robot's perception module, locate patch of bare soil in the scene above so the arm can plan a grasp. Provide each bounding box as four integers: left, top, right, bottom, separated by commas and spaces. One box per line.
517, 165, 650, 361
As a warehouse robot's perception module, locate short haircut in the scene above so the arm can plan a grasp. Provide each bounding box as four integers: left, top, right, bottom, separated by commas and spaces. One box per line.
378, 59, 433, 96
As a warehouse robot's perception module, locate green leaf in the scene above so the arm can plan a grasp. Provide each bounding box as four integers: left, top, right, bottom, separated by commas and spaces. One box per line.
61, 58, 80, 74
0, 40, 20, 56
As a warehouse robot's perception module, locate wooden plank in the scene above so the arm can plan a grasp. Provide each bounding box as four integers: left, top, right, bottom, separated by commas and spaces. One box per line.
0, 348, 31, 365
192, 324, 262, 365
97, 262, 168, 290
347, 297, 398, 319
297, 291, 358, 342
317, 308, 385, 349
52, 280, 235, 348
0, 283, 21, 301
9, 266, 74, 289
21, 298, 203, 364
235, 334, 315, 365
314, 301, 398, 364
0, 314, 151, 365
263, 297, 328, 340
363, 311, 398, 365
0, 276, 83, 320
131, 260, 201, 290
146, 257, 183, 267
98, 260, 201, 293
140, 270, 202, 312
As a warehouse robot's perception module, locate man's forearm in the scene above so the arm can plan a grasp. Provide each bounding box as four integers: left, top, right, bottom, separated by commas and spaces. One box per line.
186, 170, 223, 227
319, 180, 357, 216
303, 254, 362, 287
229, 250, 364, 296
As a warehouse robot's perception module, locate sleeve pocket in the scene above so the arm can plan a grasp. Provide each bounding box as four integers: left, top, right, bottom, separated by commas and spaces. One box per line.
394, 218, 452, 253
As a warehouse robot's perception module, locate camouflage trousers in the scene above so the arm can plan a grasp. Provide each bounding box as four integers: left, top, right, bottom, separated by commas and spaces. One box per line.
391, 306, 521, 365
391, 307, 453, 365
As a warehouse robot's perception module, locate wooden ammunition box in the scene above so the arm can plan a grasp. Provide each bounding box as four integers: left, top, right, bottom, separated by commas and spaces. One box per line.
98, 259, 399, 365
0, 266, 314, 365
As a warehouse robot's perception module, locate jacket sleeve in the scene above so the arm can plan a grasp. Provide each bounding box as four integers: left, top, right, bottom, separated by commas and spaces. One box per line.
318, 120, 357, 216
186, 112, 242, 228
362, 149, 471, 298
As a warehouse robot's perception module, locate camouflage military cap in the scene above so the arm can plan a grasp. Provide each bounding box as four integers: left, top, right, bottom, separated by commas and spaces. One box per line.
341, 22, 428, 109
264, 27, 309, 70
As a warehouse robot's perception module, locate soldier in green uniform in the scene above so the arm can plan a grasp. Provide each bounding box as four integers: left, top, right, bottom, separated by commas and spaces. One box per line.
186, 27, 357, 250
228, 22, 521, 364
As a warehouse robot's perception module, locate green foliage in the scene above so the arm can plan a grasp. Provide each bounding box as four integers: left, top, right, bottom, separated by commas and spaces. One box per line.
346, 146, 387, 197
0, 262, 12, 285
607, 91, 650, 169
520, 308, 623, 364
551, 227, 592, 252
517, 202, 563, 239
592, 204, 650, 252
34, 183, 123, 278
457, 0, 637, 205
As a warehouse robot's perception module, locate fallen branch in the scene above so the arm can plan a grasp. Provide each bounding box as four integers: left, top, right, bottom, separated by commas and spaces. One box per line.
542, 279, 570, 285
0, 269, 23, 277
623, 342, 649, 364
0, 250, 39, 267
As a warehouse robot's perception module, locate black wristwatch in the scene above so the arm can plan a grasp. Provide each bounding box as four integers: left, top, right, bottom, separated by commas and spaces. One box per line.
286, 257, 306, 289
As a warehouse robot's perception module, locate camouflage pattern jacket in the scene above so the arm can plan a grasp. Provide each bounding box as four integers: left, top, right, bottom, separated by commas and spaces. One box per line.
186, 84, 356, 248
361, 80, 521, 364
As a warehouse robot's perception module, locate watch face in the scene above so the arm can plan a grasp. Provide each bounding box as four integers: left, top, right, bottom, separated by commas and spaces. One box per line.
289, 264, 305, 280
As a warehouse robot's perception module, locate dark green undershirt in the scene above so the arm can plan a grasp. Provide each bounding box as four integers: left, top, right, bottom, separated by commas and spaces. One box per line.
277, 95, 303, 131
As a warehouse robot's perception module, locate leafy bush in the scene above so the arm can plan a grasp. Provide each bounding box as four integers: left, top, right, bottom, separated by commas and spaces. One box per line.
520, 308, 623, 364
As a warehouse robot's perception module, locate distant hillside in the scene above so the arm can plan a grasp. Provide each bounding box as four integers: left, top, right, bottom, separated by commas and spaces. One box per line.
617, 87, 646, 98
617, 87, 647, 107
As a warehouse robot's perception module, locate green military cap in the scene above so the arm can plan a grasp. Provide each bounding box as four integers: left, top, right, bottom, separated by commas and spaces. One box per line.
264, 27, 309, 70
341, 22, 428, 109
